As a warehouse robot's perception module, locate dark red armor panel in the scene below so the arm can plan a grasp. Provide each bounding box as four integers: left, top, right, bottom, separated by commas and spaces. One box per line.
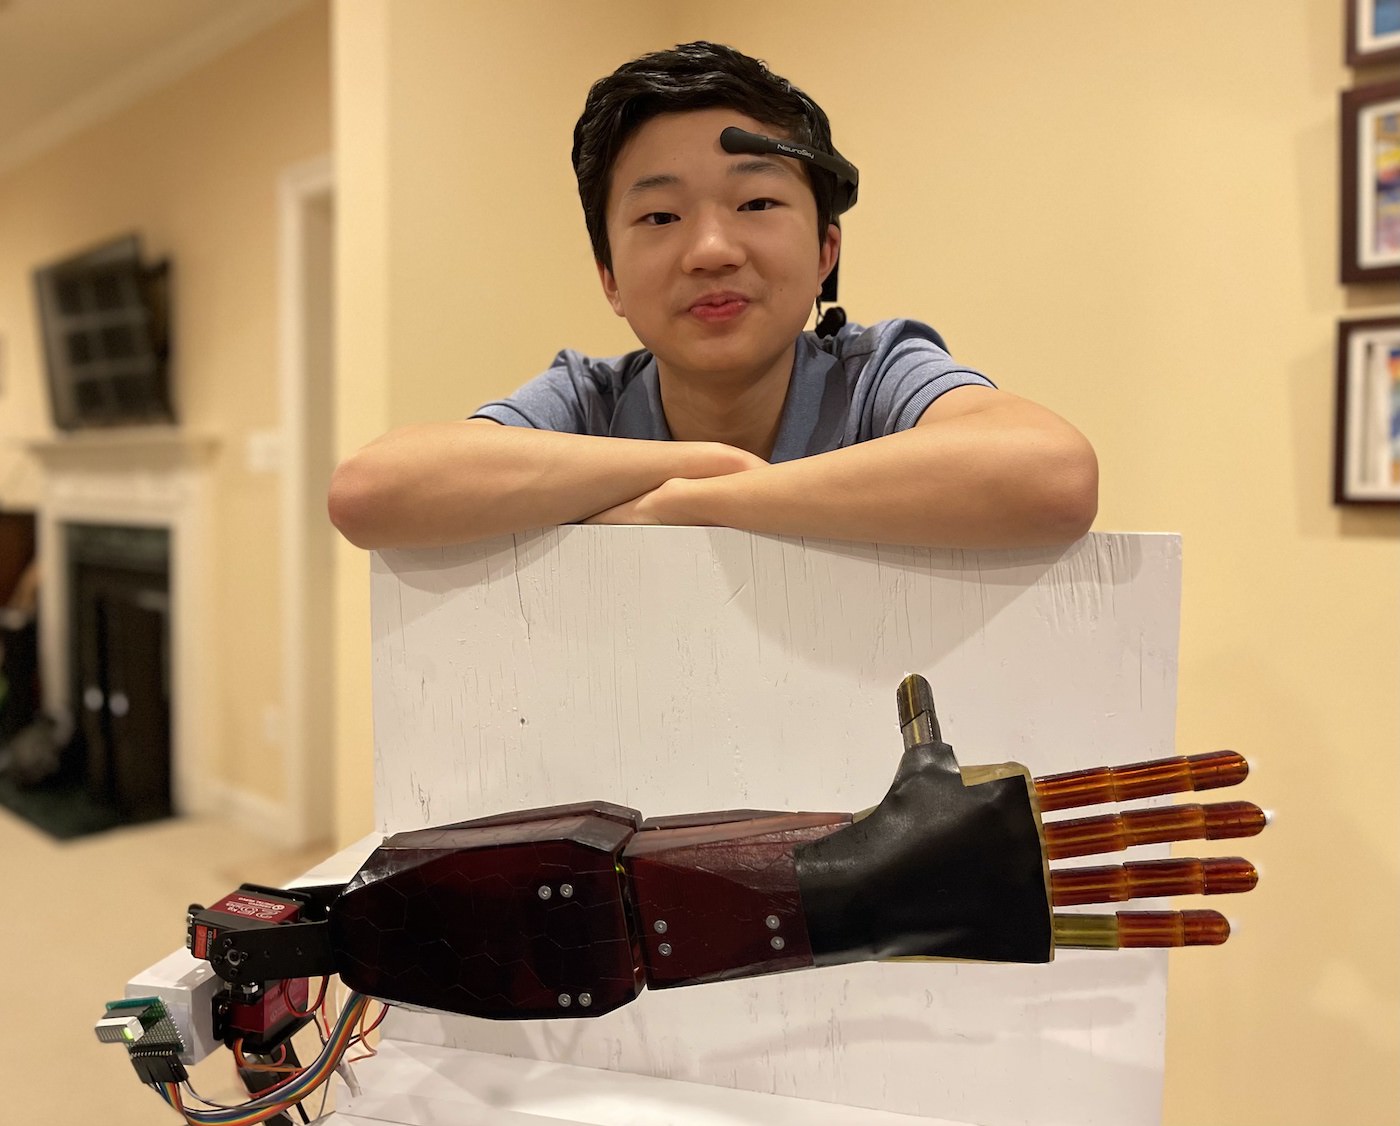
331, 803, 644, 1019
640, 809, 786, 830
623, 812, 851, 988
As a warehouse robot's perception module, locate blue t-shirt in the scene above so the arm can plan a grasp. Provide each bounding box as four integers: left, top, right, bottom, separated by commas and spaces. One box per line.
472, 318, 994, 463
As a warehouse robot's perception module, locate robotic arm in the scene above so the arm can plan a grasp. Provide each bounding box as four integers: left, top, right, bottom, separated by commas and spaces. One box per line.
99, 674, 1265, 1122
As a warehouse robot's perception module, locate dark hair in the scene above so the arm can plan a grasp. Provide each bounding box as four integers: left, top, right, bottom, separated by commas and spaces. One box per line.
572, 42, 840, 270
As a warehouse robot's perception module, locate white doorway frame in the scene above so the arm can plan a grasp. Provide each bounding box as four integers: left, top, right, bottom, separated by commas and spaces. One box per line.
278, 154, 335, 846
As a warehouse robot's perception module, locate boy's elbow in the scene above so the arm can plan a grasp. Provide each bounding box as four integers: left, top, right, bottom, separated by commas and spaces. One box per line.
327, 454, 386, 549
1042, 435, 1098, 543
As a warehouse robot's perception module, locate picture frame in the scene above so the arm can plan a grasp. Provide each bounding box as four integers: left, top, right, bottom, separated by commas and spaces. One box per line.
1340, 80, 1400, 284
1346, 0, 1400, 67
1334, 315, 1400, 505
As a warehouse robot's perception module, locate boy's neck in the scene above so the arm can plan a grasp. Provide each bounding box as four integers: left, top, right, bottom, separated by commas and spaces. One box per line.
656, 343, 797, 461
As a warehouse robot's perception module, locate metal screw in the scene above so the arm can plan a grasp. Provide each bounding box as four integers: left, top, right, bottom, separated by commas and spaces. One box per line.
557, 994, 571, 1007
658, 942, 673, 957
579, 993, 593, 1007
770, 936, 786, 951
538, 886, 552, 900
653, 919, 668, 934
225, 949, 244, 966
560, 883, 574, 898
765, 915, 781, 930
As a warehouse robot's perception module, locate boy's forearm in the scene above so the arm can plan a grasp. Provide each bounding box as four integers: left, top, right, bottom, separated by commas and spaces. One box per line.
661, 405, 1099, 549
328, 421, 755, 549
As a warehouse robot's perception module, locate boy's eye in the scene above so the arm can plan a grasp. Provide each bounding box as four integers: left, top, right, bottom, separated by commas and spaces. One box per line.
738, 198, 781, 212
642, 212, 679, 226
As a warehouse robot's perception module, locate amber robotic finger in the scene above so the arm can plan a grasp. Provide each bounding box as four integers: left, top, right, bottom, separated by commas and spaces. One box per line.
1034, 750, 1249, 813
1053, 909, 1231, 949
1043, 801, 1266, 860
1050, 857, 1258, 906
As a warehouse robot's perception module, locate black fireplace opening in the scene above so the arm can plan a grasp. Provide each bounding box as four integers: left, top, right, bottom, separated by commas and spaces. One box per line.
67, 522, 172, 827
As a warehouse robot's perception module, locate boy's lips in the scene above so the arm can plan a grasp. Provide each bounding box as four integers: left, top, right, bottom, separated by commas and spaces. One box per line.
686, 291, 751, 323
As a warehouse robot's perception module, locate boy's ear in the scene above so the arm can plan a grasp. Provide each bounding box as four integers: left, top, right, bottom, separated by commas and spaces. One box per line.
817, 223, 842, 295
596, 261, 627, 318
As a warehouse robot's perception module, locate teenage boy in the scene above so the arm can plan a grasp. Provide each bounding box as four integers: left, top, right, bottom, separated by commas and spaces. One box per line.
329, 42, 1097, 550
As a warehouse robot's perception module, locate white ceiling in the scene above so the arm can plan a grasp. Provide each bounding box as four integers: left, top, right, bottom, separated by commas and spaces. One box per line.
0, 0, 309, 174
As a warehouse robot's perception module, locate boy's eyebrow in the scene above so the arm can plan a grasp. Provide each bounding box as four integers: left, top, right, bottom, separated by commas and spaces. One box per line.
620, 157, 802, 203
727, 156, 801, 182
621, 172, 682, 201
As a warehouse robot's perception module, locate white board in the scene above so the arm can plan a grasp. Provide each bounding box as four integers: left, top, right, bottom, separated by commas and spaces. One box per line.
366, 529, 1182, 1126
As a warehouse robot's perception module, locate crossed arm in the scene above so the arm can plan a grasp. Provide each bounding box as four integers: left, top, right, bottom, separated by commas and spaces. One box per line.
327, 386, 1097, 551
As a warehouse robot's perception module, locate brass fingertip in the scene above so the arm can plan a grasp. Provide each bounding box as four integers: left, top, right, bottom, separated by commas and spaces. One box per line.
896, 673, 934, 727
896, 673, 940, 745
1200, 857, 1259, 894
1183, 909, 1231, 946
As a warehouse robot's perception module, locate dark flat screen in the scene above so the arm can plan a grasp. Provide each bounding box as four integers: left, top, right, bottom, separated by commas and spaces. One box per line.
33, 234, 174, 430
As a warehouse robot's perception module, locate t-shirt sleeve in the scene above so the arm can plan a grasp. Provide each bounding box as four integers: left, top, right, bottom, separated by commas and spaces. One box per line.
842, 319, 996, 440
470, 349, 623, 434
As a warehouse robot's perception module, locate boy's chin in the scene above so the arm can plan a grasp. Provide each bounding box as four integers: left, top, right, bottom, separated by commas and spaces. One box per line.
648, 320, 806, 380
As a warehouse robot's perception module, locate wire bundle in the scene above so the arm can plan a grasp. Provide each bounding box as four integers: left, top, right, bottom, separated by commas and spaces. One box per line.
155, 990, 378, 1125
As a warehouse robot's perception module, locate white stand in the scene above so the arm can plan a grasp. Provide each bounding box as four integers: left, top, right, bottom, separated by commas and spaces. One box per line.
334, 529, 1181, 1126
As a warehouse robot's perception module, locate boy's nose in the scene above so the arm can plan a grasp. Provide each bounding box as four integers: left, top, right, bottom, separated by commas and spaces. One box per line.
680, 210, 746, 273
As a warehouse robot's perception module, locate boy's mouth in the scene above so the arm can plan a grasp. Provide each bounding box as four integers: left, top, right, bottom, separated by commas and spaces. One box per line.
687, 292, 750, 323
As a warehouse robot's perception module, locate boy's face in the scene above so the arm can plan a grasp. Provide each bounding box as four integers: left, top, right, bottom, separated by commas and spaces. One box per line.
598, 107, 840, 383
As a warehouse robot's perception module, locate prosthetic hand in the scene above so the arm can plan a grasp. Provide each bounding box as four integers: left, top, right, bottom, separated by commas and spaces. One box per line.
190, 674, 1262, 1012
101, 675, 1265, 1121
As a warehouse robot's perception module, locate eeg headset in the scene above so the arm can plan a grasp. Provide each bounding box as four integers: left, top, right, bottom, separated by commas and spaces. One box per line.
718, 126, 859, 318
718, 126, 860, 214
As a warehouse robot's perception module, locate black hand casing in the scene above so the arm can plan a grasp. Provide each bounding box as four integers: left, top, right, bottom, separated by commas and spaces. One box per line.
794, 737, 1053, 965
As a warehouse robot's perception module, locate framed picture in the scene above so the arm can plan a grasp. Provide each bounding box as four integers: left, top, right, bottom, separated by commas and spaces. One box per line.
1346, 0, 1400, 66
1335, 316, 1400, 505
1340, 81, 1400, 284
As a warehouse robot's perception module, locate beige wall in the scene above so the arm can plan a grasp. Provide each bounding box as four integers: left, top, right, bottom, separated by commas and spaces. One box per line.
330, 0, 668, 842
0, 4, 330, 808
335, 2, 1398, 1124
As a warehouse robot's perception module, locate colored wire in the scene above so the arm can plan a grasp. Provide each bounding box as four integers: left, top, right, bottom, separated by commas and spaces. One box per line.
233, 1038, 300, 1074
233, 1039, 301, 1074
280, 976, 328, 1018
161, 1082, 197, 1125
360, 1003, 389, 1038
179, 1078, 249, 1110
155, 992, 372, 1125
346, 1001, 390, 1063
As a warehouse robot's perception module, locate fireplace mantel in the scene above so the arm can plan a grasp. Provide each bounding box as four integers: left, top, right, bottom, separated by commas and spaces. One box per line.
26, 429, 219, 494
29, 428, 221, 818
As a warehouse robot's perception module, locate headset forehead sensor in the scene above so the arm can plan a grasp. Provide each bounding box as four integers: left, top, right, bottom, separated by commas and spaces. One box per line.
719, 126, 859, 214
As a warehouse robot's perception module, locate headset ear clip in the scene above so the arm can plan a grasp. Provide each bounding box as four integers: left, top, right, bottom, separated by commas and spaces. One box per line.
815, 302, 847, 339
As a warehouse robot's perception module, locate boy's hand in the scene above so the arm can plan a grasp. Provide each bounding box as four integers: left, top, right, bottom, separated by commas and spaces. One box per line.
582, 444, 765, 526
582, 478, 691, 526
